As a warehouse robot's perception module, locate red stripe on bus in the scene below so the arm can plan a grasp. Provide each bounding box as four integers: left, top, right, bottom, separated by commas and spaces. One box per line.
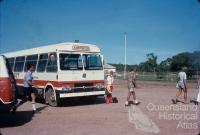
16, 79, 104, 87
0, 77, 14, 103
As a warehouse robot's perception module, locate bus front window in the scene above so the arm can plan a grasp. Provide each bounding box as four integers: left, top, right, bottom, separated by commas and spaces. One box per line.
60, 54, 83, 70
83, 54, 103, 70
59, 54, 103, 70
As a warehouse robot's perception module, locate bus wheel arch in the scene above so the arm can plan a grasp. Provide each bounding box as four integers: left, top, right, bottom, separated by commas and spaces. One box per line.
45, 85, 59, 107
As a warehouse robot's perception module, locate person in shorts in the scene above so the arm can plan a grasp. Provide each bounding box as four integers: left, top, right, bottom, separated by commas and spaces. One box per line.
11, 64, 37, 113
125, 68, 139, 106
24, 64, 37, 113
172, 66, 188, 104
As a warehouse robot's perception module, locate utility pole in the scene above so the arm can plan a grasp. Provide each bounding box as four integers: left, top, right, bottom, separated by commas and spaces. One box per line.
124, 32, 127, 80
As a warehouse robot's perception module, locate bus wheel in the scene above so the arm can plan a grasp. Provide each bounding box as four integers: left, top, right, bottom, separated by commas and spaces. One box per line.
45, 88, 59, 107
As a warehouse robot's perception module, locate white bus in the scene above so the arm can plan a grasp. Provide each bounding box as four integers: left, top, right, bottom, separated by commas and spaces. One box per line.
3, 42, 105, 106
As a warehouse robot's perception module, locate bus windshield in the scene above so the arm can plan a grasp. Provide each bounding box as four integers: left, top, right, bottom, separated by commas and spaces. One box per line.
59, 53, 103, 70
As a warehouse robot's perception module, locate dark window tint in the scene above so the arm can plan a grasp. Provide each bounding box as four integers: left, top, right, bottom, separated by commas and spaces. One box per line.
46, 53, 57, 72
5, 57, 15, 81
24, 54, 38, 72
37, 53, 48, 72
8, 58, 15, 71
82, 54, 103, 70
14, 56, 25, 72
59, 54, 83, 70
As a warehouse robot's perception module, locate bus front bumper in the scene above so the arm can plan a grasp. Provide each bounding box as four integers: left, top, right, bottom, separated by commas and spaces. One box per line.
57, 87, 105, 98
59, 91, 105, 98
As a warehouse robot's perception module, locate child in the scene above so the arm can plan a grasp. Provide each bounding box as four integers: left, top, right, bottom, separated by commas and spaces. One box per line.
106, 71, 114, 104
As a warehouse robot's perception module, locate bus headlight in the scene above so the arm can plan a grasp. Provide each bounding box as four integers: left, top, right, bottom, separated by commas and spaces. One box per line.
62, 86, 72, 91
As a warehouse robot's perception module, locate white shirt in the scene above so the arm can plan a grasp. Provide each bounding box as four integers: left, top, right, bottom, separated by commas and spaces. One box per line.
178, 71, 187, 83
107, 75, 114, 85
24, 70, 33, 87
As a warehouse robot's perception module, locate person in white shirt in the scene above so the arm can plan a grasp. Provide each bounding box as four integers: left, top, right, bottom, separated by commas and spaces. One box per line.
172, 66, 188, 104
106, 71, 114, 104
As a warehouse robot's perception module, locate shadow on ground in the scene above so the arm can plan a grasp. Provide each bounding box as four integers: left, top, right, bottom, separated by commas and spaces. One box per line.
0, 106, 48, 128
59, 96, 106, 107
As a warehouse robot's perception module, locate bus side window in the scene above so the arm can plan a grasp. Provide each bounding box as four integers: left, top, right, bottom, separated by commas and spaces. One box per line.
46, 53, 57, 72
37, 53, 48, 72
8, 57, 15, 71
14, 56, 25, 72
24, 54, 38, 72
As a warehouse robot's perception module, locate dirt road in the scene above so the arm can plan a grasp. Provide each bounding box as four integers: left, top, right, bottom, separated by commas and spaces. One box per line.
0, 80, 199, 135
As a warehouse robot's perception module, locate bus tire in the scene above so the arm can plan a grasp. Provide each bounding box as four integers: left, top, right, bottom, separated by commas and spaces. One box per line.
45, 88, 59, 107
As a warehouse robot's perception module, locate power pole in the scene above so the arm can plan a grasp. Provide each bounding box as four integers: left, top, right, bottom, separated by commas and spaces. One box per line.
124, 32, 127, 80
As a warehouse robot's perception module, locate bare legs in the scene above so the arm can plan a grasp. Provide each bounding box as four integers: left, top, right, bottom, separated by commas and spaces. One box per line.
173, 88, 187, 104
125, 90, 138, 106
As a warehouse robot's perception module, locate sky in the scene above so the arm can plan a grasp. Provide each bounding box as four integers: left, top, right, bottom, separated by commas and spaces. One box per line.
0, 0, 200, 64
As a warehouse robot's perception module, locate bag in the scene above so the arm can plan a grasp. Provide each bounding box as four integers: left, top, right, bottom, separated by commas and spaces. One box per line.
112, 97, 118, 103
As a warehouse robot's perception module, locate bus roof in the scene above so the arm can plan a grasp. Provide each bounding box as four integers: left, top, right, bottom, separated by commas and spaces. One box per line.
2, 42, 101, 57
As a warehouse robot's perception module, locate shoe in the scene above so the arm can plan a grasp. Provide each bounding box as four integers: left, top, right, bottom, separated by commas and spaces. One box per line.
32, 110, 39, 114
125, 101, 129, 106
172, 99, 177, 104
33, 109, 41, 114
11, 106, 17, 114
190, 100, 199, 105
133, 100, 140, 105
32, 110, 36, 114
134, 100, 138, 104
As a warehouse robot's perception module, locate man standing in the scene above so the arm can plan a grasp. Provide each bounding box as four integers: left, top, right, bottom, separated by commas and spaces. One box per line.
24, 64, 37, 113
172, 66, 188, 104
125, 68, 139, 106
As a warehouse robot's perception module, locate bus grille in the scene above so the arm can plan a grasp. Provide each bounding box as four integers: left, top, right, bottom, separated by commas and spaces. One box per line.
74, 83, 93, 87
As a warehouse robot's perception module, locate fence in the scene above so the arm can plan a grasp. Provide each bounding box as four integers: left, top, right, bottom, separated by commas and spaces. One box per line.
114, 71, 197, 82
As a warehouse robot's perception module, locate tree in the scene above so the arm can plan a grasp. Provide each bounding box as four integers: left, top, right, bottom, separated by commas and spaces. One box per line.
146, 53, 158, 72
157, 58, 172, 72
170, 52, 191, 71
138, 62, 148, 72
